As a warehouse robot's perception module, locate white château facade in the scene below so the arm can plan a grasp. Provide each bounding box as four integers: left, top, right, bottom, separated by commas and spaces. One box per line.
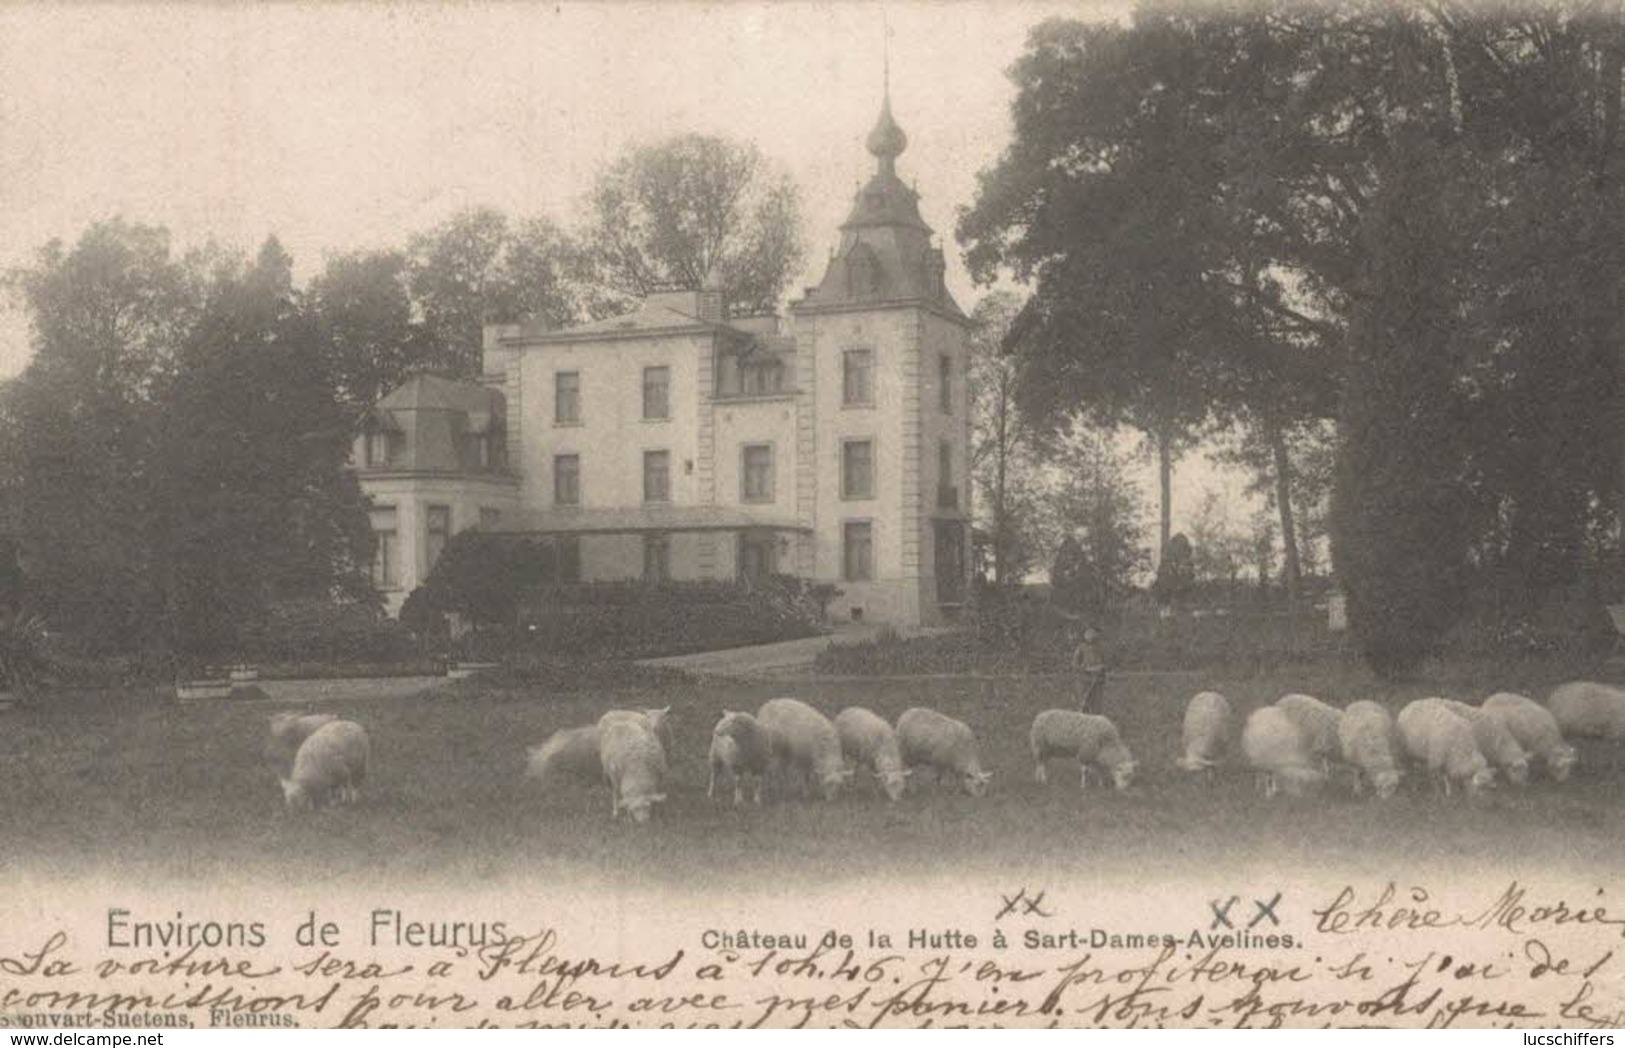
355, 90, 972, 627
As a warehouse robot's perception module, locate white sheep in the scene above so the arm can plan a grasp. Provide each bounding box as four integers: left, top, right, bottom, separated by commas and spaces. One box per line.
1176, 691, 1232, 775
523, 725, 602, 788
1439, 698, 1531, 786
281, 720, 369, 811
600, 706, 675, 755
709, 710, 770, 806
1548, 681, 1625, 740
757, 697, 850, 801
597, 714, 667, 823
897, 707, 992, 797
834, 707, 909, 801
1030, 709, 1136, 790
1241, 706, 1326, 798
1274, 693, 1343, 770
1336, 701, 1402, 798
1396, 699, 1495, 797
1482, 692, 1578, 782
264, 712, 338, 778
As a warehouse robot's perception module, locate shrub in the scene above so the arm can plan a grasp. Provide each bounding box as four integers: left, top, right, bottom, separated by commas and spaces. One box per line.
458, 576, 828, 662
1152, 534, 1195, 608
233, 599, 423, 665
398, 586, 448, 643
1438, 583, 1618, 677
813, 602, 1350, 676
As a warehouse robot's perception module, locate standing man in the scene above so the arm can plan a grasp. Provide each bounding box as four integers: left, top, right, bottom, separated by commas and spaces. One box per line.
1072, 624, 1108, 713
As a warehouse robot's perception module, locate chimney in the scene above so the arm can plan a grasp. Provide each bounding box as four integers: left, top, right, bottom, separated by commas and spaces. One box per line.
697, 265, 728, 324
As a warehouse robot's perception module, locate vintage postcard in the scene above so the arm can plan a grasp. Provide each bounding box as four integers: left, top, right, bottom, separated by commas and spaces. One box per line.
2, 0, 1624, 1031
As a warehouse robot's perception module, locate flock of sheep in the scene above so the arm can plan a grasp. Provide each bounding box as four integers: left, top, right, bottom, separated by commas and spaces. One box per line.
262, 680, 1625, 821
1194, 681, 1625, 799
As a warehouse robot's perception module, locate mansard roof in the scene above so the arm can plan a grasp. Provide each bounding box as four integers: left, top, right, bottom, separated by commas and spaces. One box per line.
375, 373, 504, 417
795, 90, 965, 321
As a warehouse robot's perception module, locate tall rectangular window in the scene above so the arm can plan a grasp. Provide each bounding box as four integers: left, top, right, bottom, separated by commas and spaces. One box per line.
370, 507, 398, 589
554, 454, 580, 506
843, 521, 873, 582
642, 366, 670, 420
842, 439, 874, 500
558, 535, 582, 584
643, 450, 671, 503
643, 533, 671, 582
739, 532, 777, 580
555, 370, 581, 424
365, 430, 392, 467
938, 440, 956, 508
743, 358, 784, 394
939, 353, 953, 413
741, 444, 774, 503
425, 505, 451, 572
843, 349, 874, 406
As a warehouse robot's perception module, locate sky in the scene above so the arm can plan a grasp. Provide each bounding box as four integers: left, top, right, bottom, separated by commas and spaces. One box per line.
0, 0, 1254, 538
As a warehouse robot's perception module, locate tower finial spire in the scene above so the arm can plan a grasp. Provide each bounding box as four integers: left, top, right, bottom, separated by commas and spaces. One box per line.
883, 8, 891, 101
866, 12, 907, 176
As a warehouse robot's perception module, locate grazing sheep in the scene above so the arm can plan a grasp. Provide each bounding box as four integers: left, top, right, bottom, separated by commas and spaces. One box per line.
708, 711, 770, 806
1483, 692, 1578, 782
834, 707, 909, 801
281, 720, 369, 811
1440, 699, 1531, 786
757, 698, 850, 802
1030, 710, 1136, 791
264, 712, 338, 778
1241, 707, 1326, 798
1176, 691, 1232, 775
1548, 681, 1625, 740
597, 715, 667, 823
1274, 693, 1343, 769
523, 725, 602, 788
897, 707, 992, 797
1396, 699, 1495, 797
600, 707, 675, 755
1336, 701, 1402, 798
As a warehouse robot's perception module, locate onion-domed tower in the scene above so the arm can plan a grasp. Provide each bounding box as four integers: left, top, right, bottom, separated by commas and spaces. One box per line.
790, 73, 971, 627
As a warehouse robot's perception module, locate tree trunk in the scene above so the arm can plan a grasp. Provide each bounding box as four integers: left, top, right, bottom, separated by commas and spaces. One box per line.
993, 387, 1009, 586
1157, 428, 1173, 563
1603, 17, 1625, 566
1269, 416, 1303, 608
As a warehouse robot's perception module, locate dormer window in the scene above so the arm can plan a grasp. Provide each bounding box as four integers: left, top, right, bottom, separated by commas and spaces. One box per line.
365, 430, 392, 468
846, 244, 882, 300
741, 358, 784, 395
716, 344, 791, 398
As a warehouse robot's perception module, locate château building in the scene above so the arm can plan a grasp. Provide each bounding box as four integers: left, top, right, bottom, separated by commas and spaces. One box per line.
354, 87, 972, 627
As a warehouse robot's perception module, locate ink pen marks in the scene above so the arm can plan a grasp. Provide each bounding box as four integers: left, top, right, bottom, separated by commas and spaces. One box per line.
1211, 892, 1283, 930
996, 888, 1054, 921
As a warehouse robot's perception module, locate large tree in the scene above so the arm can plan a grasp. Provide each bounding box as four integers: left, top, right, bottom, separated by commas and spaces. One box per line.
958, 18, 1242, 565
965, 3, 1625, 672
405, 208, 582, 377
1, 220, 199, 647
307, 248, 436, 413
154, 238, 374, 655
3, 224, 381, 656
580, 134, 805, 315
968, 291, 1044, 585
1037, 423, 1150, 614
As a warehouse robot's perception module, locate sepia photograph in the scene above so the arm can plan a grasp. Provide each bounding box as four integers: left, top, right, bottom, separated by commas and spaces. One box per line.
1, 0, 1624, 1031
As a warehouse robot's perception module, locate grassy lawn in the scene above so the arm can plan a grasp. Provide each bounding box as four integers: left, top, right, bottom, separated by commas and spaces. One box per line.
3, 663, 1623, 887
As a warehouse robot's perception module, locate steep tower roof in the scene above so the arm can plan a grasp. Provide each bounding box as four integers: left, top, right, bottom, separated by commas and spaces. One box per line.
797, 75, 964, 320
